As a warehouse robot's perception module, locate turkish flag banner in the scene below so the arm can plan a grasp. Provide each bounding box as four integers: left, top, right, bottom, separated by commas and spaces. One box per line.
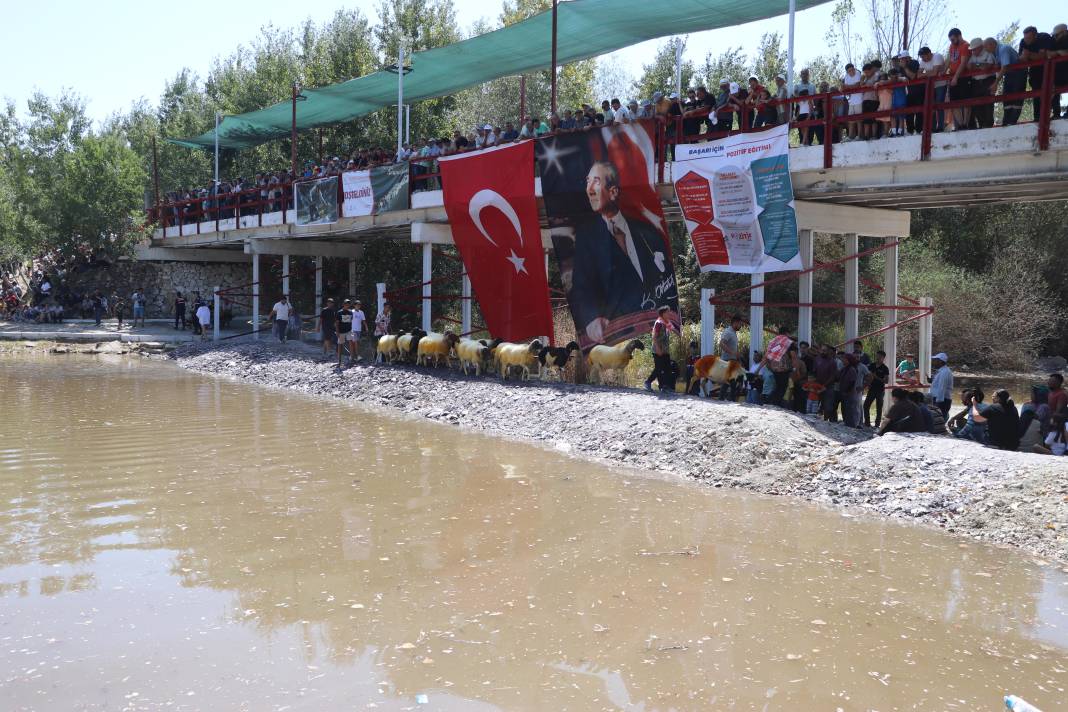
439, 142, 552, 342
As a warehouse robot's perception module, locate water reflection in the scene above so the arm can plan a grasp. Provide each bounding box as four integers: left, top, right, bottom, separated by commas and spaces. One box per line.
1, 354, 1066, 710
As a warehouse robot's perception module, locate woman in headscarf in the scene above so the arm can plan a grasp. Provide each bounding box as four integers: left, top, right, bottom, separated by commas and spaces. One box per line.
985, 389, 1020, 451
1018, 385, 1051, 451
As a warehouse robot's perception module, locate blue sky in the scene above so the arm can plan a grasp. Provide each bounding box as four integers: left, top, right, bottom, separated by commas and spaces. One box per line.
1, 0, 1062, 124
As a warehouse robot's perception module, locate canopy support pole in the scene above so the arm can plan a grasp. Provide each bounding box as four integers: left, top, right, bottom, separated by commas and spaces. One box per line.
397, 45, 405, 159
786, 0, 796, 96
290, 83, 298, 176
902, 0, 911, 50
214, 112, 220, 187
550, 0, 558, 115
520, 75, 526, 123
151, 135, 160, 218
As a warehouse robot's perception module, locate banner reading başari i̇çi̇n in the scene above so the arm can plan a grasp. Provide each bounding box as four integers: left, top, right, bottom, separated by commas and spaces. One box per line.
672, 124, 801, 273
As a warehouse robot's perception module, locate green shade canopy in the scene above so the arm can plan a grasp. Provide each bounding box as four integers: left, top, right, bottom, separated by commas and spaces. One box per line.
172, 0, 829, 150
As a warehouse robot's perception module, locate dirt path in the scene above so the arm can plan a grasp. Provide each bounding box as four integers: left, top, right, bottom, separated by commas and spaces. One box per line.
172, 341, 1068, 565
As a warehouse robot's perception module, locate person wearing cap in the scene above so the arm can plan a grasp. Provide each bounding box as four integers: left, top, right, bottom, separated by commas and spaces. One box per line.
484, 124, 497, 147
969, 37, 997, 128
1051, 23, 1068, 118
1020, 26, 1055, 121
712, 79, 732, 133
335, 299, 355, 367
985, 37, 1024, 125
895, 50, 923, 135
268, 295, 291, 343
930, 352, 954, 418
945, 28, 973, 130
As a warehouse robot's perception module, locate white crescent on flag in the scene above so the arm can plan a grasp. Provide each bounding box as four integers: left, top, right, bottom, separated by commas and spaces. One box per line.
467, 189, 528, 274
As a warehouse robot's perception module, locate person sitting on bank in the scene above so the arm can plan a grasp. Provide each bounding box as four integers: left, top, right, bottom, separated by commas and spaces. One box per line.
1018, 385, 1051, 451
878, 387, 924, 435
949, 387, 988, 444
896, 353, 918, 384
976, 389, 1020, 451
1034, 413, 1067, 456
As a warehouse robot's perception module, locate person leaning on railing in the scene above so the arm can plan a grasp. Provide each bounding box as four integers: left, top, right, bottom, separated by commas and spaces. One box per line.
987, 37, 1025, 126
969, 37, 998, 129
1019, 25, 1054, 120
1052, 23, 1068, 119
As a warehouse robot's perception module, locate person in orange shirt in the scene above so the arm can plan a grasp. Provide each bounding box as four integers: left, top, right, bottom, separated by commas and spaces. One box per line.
945, 27, 972, 130
802, 374, 826, 415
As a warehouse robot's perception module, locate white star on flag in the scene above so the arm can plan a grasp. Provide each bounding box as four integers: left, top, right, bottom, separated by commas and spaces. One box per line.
506, 250, 527, 274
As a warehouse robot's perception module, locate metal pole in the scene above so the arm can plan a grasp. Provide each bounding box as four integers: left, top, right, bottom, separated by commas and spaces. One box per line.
797, 229, 813, 344
700, 288, 715, 356
318, 129, 323, 164
519, 75, 527, 122
883, 237, 899, 386
315, 255, 323, 336
786, 0, 796, 96
749, 273, 765, 368
397, 45, 405, 158
290, 83, 298, 176
674, 40, 684, 99
405, 105, 410, 145
844, 233, 860, 342
550, 0, 558, 114
902, 0, 911, 50
461, 272, 472, 336
282, 254, 290, 298
214, 112, 220, 186
252, 253, 260, 340
421, 242, 432, 333
213, 286, 221, 342
151, 135, 160, 222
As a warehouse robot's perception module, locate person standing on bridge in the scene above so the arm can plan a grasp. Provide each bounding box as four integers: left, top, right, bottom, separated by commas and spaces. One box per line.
987, 37, 1025, 126
1050, 24, 1068, 119
946, 28, 973, 131
917, 47, 947, 132
269, 295, 291, 343
1019, 26, 1054, 121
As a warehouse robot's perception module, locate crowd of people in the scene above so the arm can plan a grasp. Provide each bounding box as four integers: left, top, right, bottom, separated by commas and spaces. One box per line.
647, 313, 1067, 456
158, 20, 1068, 223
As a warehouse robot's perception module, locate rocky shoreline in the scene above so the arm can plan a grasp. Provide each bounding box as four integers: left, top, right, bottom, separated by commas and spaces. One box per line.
169, 341, 1068, 565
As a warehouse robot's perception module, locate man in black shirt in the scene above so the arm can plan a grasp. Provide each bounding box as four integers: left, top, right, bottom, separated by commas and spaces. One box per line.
896, 50, 924, 133
318, 298, 337, 359
174, 291, 187, 330
335, 298, 355, 367
1053, 23, 1068, 118
1019, 26, 1055, 119
864, 350, 891, 427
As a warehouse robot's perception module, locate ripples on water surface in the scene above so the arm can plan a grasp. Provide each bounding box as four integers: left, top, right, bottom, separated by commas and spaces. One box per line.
1, 353, 1066, 711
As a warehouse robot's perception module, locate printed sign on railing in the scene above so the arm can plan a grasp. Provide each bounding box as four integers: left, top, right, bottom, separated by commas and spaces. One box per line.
294, 176, 339, 226
342, 164, 410, 217
672, 124, 801, 274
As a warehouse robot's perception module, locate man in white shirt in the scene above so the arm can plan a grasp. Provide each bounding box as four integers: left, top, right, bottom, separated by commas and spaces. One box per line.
612, 98, 631, 123
195, 302, 211, 341
269, 295, 291, 343
483, 125, 497, 147
929, 352, 954, 418
350, 299, 367, 363
916, 46, 947, 132
841, 63, 864, 140
718, 314, 743, 400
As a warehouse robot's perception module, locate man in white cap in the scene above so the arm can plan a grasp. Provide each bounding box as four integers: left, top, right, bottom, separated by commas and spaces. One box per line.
930, 352, 954, 418
483, 124, 497, 147
773, 74, 789, 124
715, 78, 733, 132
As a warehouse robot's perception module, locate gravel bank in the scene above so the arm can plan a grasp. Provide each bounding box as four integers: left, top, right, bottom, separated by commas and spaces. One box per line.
172, 341, 1068, 564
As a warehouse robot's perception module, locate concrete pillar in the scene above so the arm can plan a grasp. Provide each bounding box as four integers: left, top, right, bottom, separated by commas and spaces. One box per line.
700, 288, 715, 356
213, 285, 221, 342
749, 273, 764, 367
421, 242, 433, 332
883, 238, 899, 386
844, 232, 859, 343
348, 258, 357, 298
461, 272, 472, 336
918, 296, 934, 384
314, 256, 323, 330
282, 254, 290, 297
798, 229, 813, 345
252, 253, 260, 340
376, 282, 386, 317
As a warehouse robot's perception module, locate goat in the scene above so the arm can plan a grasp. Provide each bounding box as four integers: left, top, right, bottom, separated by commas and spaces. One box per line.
586, 339, 645, 384
686, 355, 747, 397
537, 340, 579, 380
494, 339, 544, 381
375, 334, 400, 363
416, 331, 459, 367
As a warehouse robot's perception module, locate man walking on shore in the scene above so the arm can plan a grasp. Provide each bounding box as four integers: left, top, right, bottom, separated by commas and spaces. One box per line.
335, 298, 356, 367
318, 298, 337, 359
644, 305, 678, 393
718, 314, 743, 401
174, 291, 187, 330
131, 288, 146, 328
269, 295, 291, 343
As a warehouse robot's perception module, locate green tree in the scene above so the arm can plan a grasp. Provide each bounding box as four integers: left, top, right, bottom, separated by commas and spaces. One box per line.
750, 33, 787, 85
632, 37, 695, 99
699, 47, 748, 89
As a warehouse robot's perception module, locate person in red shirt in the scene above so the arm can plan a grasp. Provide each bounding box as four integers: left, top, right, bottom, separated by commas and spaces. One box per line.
945, 27, 972, 130
1049, 373, 1067, 415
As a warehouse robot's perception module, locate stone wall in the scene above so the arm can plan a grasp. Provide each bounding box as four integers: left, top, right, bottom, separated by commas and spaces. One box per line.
61, 260, 252, 317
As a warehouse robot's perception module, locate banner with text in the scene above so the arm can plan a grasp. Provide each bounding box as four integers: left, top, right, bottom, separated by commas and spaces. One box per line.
672, 124, 800, 273
341, 164, 410, 217
294, 176, 339, 226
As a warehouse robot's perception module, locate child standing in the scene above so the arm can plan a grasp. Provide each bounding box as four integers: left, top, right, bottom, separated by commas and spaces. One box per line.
802, 374, 826, 414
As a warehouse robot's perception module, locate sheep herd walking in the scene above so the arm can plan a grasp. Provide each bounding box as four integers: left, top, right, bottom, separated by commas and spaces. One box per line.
374, 329, 642, 384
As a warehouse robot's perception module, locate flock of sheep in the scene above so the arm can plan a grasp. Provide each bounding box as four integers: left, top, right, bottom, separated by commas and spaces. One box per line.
374, 329, 648, 383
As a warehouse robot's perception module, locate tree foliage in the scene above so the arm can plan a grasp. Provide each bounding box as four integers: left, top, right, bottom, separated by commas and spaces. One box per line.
632, 37, 696, 99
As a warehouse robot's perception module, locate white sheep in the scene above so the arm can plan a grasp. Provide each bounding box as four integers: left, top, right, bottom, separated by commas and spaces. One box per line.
494, 339, 544, 381
586, 339, 645, 383
375, 334, 400, 363
416, 331, 459, 367
456, 337, 499, 376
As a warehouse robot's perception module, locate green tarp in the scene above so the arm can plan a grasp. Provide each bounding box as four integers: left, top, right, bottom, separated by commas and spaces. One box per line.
172, 0, 829, 150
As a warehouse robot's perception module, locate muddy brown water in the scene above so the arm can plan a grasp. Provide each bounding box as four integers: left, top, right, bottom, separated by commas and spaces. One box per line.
2, 354, 1067, 711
